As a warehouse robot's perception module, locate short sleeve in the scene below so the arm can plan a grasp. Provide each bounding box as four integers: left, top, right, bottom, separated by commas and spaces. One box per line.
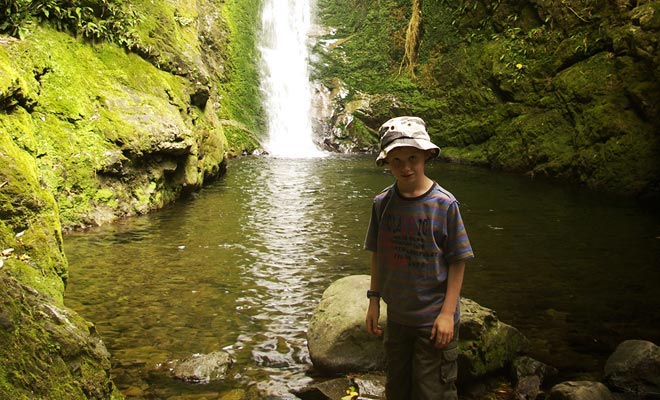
443, 201, 474, 262
363, 201, 379, 252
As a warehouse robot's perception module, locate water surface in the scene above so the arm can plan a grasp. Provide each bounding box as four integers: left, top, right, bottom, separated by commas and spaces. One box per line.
64, 154, 660, 398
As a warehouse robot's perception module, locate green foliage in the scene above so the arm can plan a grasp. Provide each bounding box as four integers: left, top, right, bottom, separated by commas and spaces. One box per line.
314, 0, 659, 194
313, 0, 410, 93
0, 0, 141, 48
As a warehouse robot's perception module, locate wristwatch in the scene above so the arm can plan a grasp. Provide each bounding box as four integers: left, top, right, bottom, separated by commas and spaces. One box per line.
367, 290, 380, 299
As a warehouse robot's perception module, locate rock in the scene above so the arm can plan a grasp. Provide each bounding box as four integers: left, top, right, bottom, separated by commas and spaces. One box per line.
307, 275, 388, 373
291, 374, 386, 400
291, 377, 353, 400
316, 83, 397, 153
171, 351, 233, 384
353, 373, 386, 399
548, 381, 615, 400
307, 275, 528, 383
510, 356, 558, 400
458, 298, 529, 384
603, 340, 660, 394
0, 274, 120, 398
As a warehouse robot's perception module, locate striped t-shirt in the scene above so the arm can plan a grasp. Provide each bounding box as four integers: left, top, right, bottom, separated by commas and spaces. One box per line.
364, 182, 474, 327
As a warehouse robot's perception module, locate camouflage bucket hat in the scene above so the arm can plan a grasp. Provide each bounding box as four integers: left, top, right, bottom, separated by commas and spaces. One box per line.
375, 116, 440, 166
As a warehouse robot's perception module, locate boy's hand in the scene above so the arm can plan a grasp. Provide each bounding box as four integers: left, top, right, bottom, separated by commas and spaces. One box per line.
431, 313, 454, 348
366, 300, 382, 337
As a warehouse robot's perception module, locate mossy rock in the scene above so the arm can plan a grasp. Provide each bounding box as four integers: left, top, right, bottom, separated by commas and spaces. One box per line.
0, 273, 122, 400
0, 24, 234, 228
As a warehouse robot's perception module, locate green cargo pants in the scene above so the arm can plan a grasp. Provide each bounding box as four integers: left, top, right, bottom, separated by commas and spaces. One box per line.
384, 320, 459, 400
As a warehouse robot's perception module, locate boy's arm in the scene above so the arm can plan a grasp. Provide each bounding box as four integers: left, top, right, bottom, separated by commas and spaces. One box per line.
431, 260, 466, 348
366, 251, 383, 337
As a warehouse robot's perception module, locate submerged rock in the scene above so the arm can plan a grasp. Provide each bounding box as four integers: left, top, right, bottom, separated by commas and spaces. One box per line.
171, 351, 233, 384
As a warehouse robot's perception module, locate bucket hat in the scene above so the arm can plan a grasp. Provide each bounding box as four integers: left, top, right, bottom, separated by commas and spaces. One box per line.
376, 116, 440, 166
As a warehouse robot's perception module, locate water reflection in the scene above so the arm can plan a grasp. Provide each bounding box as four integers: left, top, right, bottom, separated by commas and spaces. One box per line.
64, 155, 660, 398
236, 159, 327, 392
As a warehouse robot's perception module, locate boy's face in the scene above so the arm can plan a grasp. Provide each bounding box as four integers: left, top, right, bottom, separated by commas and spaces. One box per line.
384, 146, 429, 184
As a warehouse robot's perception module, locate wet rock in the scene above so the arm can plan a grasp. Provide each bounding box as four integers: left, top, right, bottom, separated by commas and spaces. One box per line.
547, 381, 615, 400
220, 389, 247, 400
292, 374, 386, 400
458, 298, 529, 384
315, 82, 399, 153
353, 373, 386, 399
603, 340, 660, 395
292, 377, 353, 400
510, 356, 558, 400
171, 351, 233, 384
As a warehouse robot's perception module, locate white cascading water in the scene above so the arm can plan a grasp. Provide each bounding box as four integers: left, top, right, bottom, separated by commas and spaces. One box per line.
259, 0, 324, 157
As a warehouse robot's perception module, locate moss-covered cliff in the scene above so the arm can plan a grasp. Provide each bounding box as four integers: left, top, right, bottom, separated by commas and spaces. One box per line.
314, 0, 660, 197
1, 0, 264, 397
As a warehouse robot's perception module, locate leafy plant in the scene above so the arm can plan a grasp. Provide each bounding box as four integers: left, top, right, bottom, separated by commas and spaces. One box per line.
0, 0, 141, 49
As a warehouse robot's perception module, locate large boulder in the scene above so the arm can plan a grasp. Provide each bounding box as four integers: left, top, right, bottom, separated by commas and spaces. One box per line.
307, 275, 388, 373
603, 339, 660, 394
307, 275, 528, 383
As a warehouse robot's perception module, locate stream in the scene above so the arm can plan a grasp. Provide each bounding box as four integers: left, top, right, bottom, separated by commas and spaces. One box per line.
64, 154, 660, 399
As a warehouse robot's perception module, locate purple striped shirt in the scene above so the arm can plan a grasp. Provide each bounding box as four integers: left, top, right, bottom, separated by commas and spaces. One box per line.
364, 182, 474, 327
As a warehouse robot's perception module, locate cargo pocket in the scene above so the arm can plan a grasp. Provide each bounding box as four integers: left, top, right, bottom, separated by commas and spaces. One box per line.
440, 342, 458, 384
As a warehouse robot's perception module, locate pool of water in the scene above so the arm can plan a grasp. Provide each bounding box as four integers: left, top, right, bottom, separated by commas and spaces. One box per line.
64, 154, 660, 398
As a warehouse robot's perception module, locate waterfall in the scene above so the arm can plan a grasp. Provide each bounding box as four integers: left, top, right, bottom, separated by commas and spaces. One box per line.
259, 0, 324, 157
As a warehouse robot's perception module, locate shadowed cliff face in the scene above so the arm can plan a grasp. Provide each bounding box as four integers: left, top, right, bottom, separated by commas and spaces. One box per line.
313, 0, 660, 197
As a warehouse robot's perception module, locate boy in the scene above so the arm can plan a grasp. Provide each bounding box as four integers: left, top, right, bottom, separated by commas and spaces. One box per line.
364, 116, 474, 400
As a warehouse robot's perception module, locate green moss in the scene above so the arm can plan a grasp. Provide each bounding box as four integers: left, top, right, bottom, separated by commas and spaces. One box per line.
2, 22, 228, 228
0, 273, 120, 399
223, 125, 262, 157
0, 120, 67, 303
218, 0, 266, 146
441, 146, 489, 166
127, 0, 202, 73
314, 0, 659, 195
